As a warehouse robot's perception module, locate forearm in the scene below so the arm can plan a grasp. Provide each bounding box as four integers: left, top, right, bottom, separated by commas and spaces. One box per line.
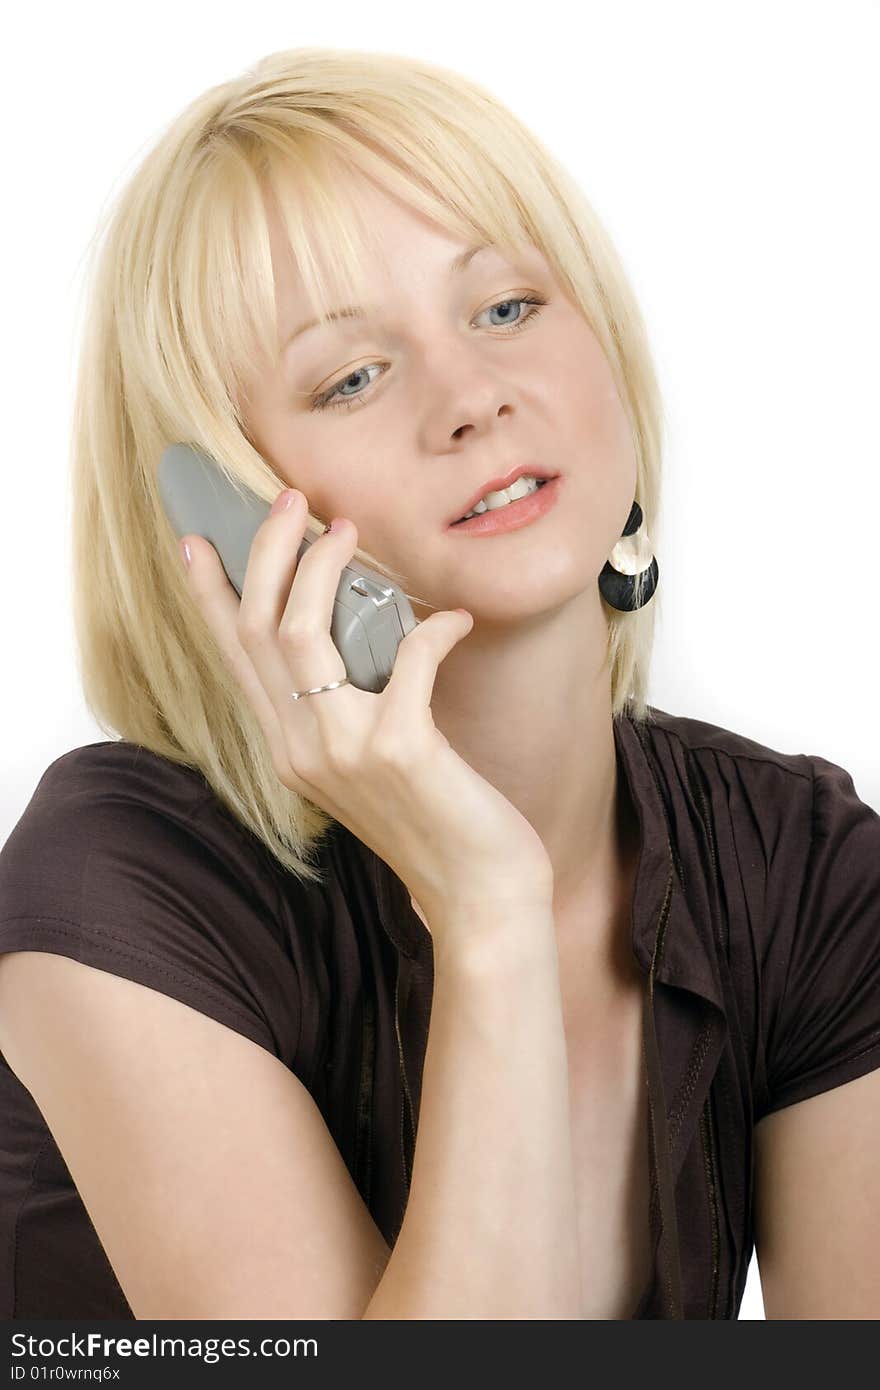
362, 903, 582, 1319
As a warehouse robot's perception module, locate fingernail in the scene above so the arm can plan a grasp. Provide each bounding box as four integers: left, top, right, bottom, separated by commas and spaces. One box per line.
180, 539, 191, 570
271, 489, 296, 516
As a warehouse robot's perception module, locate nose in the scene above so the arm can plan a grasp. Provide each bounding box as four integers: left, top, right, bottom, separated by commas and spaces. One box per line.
451, 402, 512, 441
421, 341, 517, 447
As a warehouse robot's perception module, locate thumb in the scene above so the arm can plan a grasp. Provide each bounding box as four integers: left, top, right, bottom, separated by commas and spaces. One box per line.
381, 607, 474, 709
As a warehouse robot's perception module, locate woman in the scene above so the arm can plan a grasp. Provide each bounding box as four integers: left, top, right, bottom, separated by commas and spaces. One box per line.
0, 46, 877, 1320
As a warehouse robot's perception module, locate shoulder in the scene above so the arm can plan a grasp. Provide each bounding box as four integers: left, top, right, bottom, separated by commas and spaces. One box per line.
639, 703, 877, 852
1, 740, 287, 922
0, 741, 339, 1067
27, 737, 209, 796
638, 704, 817, 780
4, 739, 213, 850
633, 705, 857, 855
635, 704, 879, 910
635, 710, 880, 1119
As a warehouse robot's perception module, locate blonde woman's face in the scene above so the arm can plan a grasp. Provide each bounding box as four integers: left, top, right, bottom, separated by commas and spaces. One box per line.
243, 171, 638, 623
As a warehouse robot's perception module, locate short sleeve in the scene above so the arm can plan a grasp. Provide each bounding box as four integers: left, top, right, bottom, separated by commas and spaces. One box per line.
759, 753, 880, 1117
0, 744, 307, 1067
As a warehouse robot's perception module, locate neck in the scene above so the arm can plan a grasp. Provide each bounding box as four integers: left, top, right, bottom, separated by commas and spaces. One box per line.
425, 585, 638, 962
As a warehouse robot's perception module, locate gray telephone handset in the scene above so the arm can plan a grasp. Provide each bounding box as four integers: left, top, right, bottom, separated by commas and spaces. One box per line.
158, 443, 419, 695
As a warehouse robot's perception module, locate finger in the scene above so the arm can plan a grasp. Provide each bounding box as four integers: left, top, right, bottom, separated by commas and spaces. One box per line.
234, 492, 355, 717
180, 532, 291, 775
379, 608, 474, 726
182, 533, 356, 819
276, 514, 370, 732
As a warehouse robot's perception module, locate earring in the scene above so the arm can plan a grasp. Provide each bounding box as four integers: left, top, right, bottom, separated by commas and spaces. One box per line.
598, 499, 659, 612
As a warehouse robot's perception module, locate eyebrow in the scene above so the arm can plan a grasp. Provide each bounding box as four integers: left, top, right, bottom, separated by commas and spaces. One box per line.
282, 242, 494, 352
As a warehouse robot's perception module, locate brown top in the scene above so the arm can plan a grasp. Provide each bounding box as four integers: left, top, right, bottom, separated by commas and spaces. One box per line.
0, 706, 878, 1319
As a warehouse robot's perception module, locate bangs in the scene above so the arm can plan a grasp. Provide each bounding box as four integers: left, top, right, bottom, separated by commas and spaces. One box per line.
180, 116, 545, 423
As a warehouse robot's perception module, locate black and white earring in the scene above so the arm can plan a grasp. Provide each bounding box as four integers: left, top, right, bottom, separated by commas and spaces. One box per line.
598, 500, 659, 612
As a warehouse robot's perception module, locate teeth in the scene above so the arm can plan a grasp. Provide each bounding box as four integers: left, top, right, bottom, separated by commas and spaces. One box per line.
459, 475, 544, 522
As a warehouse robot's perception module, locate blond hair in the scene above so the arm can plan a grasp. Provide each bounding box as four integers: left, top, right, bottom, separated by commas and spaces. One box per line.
70, 45, 665, 883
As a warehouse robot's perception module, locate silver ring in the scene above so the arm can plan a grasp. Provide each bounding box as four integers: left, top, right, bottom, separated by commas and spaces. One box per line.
290, 677, 351, 701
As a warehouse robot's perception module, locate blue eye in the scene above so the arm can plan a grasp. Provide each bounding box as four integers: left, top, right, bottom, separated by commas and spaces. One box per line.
309, 294, 547, 413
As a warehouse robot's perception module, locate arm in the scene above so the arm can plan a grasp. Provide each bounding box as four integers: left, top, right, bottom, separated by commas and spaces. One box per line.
753, 1066, 880, 1319
363, 900, 583, 1319
0, 950, 394, 1320
0, 899, 580, 1319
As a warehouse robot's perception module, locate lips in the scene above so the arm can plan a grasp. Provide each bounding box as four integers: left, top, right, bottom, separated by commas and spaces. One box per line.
448, 464, 559, 526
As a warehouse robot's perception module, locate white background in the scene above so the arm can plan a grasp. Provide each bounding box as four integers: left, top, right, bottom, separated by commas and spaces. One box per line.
4, 0, 879, 1320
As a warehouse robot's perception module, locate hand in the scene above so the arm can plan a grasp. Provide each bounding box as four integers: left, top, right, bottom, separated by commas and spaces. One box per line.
180, 489, 554, 934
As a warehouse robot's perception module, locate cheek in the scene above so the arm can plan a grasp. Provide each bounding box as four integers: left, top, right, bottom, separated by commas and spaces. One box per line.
265, 424, 370, 525
575, 354, 630, 443
315, 475, 392, 545
558, 351, 639, 554
571, 351, 638, 495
